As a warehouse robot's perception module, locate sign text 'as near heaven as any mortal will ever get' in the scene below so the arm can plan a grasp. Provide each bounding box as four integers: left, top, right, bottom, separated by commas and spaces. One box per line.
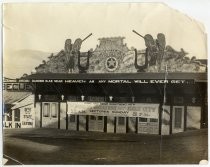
31, 79, 193, 84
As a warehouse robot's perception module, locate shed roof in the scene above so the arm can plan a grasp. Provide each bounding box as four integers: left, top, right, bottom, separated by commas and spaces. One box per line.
3, 91, 32, 104
11, 94, 34, 110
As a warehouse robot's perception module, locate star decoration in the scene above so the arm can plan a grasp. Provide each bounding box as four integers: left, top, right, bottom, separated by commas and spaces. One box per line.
107, 58, 116, 68
105, 56, 118, 72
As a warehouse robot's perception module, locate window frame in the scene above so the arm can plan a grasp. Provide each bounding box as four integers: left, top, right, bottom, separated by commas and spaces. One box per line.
69, 115, 76, 122
139, 117, 147, 122
42, 102, 58, 118
90, 115, 96, 120
174, 107, 182, 128
43, 103, 50, 117
149, 118, 158, 123
98, 116, 103, 120
14, 108, 20, 122
51, 103, 58, 118
118, 117, 125, 125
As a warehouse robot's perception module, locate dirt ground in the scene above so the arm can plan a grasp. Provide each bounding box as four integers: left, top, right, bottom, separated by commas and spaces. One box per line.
3, 128, 208, 165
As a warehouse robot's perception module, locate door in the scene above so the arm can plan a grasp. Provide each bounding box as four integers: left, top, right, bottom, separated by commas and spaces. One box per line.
42, 102, 59, 128
107, 116, 115, 133
172, 106, 184, 133
68, 114, 77, 130
78, 115, 86, 131
89, 115, 104, 132
138, 117, 159, 134
147, 118, 159, 134
138, 117, 148, 134
128, 117, 137, 133
116, 117, 126, 133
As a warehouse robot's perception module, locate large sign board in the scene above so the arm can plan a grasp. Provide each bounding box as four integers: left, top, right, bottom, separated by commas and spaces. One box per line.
31, 79, 194, 84
67, 102, 159, 118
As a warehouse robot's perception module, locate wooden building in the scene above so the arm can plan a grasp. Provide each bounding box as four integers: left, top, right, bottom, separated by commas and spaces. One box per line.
3, 36, 208, 135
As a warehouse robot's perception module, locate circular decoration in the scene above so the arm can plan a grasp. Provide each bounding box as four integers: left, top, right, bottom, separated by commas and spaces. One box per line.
105, 57, 118, 72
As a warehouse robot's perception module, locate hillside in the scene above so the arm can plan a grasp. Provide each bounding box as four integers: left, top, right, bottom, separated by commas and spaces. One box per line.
3, 49, 52, 78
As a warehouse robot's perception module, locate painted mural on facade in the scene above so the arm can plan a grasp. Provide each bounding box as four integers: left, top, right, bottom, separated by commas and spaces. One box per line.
34, 32, 207, 74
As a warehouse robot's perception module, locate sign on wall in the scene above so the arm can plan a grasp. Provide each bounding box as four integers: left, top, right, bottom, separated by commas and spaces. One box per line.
21, 107, 34, 127
3, 83, 33, 91
67, 102, 159, 118
3, 121, 21, 128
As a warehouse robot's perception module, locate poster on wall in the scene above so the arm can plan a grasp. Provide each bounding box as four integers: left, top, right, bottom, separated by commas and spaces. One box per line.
21, 107, 34, 128
67, 102, 159, 118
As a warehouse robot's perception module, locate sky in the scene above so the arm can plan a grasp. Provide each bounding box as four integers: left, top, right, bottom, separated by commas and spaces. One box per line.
2, 2, 209, 78
3, 3, 207, 54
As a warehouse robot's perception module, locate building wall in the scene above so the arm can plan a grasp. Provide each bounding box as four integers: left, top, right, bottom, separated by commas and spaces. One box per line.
20, 104, 35, 128
30, 92, 205, 135
60, 102, 67, 129
3, 104, 35, 129
161, 105, 170, 135
35, 102, 41, 127
5, 87, 204, 135
186, 106, 201, 130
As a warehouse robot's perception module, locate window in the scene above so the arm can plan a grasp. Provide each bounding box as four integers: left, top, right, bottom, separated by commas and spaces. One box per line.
150, 118, 158, 122
139, 117, 147, 122
14, 109, 20, 121
7, 110, 12, 121
43, 103, 58, 118
43, 103, 50, 117
118, 117, 125, 125
90, 115, 96, 120
175, 108, 182, 128
70, 115, 76, 122
98, 116, 103, 120
51, 103, 57, 118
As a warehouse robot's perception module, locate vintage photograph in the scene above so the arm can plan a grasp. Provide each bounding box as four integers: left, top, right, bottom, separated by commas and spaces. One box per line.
2, 2, 208, 165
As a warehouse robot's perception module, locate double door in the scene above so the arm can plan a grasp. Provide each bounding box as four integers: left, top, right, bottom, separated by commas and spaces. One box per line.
88, 115, 104, 132
42, 102, 59, 128
138, 117, 159, 134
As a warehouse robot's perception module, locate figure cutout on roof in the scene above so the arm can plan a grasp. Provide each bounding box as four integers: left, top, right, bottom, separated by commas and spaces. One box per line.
133, 30, 159, 72
64, 33, 92, 73
64, 39, 73, 73
132, 30, 195, 72
144, 34, 158, 67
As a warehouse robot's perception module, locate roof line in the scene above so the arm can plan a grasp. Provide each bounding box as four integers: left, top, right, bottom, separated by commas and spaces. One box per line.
12, 93, 32, 105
